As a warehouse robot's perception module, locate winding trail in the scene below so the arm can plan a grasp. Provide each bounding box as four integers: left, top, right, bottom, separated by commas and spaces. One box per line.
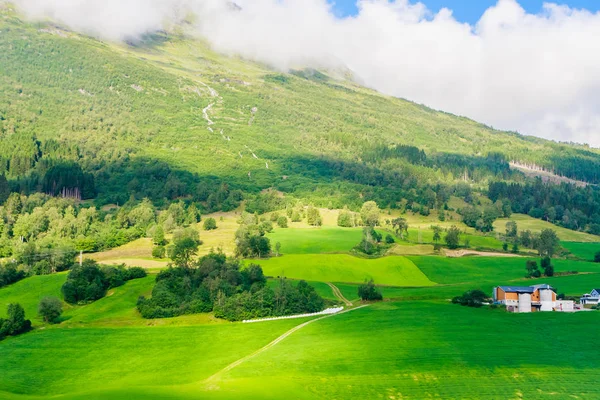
327, 282, 353, 306
204, 305, 368, 384
202, 103, 214, 125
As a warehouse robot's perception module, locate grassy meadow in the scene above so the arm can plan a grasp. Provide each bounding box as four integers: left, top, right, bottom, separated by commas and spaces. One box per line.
562, 242, 600, 261
267, 227, 363, 254
494, 214, 600, 243
251, 254, 435, 286
2, 230, 600, 399
1, 302, 598, 399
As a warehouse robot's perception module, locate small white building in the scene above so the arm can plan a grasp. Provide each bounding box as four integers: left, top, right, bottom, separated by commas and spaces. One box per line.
555, 300, 575, 312
580, 289, 600, 306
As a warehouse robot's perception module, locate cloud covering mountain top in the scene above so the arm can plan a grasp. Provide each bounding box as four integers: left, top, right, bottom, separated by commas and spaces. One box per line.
11, 0, 600, 147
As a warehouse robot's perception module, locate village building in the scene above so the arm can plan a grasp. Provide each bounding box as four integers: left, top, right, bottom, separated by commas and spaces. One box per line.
580, 289, 600, 306
493, 284, 560, 313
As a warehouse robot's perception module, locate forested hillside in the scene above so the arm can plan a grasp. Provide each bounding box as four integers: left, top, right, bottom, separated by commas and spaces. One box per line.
1, 3, 599, 242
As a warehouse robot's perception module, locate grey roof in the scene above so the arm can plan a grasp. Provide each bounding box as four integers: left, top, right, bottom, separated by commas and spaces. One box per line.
531, 284, 554, 290
498, 286, 535, 293
592, 289, 600, 293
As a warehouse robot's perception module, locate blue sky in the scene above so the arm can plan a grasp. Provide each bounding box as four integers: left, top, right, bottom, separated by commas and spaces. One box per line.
328, 0, 600, 23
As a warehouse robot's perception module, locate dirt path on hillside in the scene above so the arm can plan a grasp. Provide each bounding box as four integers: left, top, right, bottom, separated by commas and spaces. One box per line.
443, 249, 523, 258
203, 305, 368, 385
327, 282, 352, 306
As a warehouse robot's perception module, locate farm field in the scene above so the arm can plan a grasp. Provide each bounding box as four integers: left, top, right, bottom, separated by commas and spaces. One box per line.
266, 227, 363, 254
494, 214, 600, 242
0, 318, 302, 398
219, 301, 600, 399
562, 242, 600, 261
1, 302, 598, 399
251, 254, 435, 286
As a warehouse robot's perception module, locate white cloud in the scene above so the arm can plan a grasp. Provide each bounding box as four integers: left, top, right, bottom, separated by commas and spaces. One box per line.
11, 0, 600, 147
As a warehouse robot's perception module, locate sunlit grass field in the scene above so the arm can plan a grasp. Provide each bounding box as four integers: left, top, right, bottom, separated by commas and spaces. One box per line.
562, 242, 600, 261
494, 214, 600, 242
219, 301, 600, 399
266, 227, 363, 254
250, 254, 435, 286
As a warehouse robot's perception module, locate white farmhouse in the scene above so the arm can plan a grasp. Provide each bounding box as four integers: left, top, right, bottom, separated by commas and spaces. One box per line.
580, 289, 600, 306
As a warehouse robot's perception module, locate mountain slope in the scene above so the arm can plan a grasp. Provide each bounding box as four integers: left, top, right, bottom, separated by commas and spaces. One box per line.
0, 5, 599, 213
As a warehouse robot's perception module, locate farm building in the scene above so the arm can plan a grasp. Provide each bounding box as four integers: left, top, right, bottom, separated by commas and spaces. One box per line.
580, 289, 600, 306
493, 284, 557, 313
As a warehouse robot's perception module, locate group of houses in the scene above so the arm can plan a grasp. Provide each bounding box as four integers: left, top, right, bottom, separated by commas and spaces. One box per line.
492, 284, 598, 313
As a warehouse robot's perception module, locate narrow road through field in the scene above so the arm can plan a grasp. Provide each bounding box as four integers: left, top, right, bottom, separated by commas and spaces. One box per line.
204, 305, 368, 384
327, 282, 352, 306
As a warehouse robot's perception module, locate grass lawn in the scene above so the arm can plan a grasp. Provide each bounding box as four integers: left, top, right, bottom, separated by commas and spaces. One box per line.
266, 227, 363, 254
0, 273, 68, 322
1, 289, 599, 399
251, 254, 435, 286
218, 301, 600, 399
562, 242, 600, 261
0, 319, 302, 398
494, 214, 600, 242
409, 256, 600, 285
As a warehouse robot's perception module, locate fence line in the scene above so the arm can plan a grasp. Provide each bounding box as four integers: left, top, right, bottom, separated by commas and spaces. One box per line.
242, 307, 344, 323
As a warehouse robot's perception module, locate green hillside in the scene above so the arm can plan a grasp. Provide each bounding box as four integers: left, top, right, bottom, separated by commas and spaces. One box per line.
2, 4, 600, 400
0, 4, 599, 263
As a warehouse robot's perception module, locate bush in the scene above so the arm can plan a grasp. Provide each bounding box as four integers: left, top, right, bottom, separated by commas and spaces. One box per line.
152, 245, 166, 259
594, 251, 600, 263
385, 234, 395, 244
203, 217, 217, 231
259, 221, 274, 234
445, 226, 462, 249
0, 303, 32, 340
337, 209, 354, 227
358, 279, 383, 301
38, 297, 63, 324
276, 216, 288, 228
33, 260, 52, 275
541, 257, 554, 277
452, 290, 489, 307
126, 267, 147, 280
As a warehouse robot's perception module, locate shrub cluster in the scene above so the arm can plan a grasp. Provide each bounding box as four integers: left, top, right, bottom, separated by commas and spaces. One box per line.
358, 279, 383, 301
61, 260, 146, 304
0, 263, 27, 289
452, 290, 490, 308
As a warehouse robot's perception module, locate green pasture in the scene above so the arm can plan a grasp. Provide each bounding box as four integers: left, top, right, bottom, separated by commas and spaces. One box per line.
0, 319, 302, 398
494, 214, 600, 242
2, 302, 598, 399
219, 301, 600, 399
0, 273, 68, 321
251, 254, 435, 286
402, 227, 506, 250
409, 256, 600, 285
0, 274, 234, 328
562, 242, 600, 261
266, 227, 363, 254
